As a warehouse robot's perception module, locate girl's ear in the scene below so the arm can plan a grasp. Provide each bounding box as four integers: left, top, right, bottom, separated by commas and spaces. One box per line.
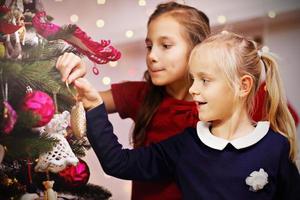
239, 75, 253, 97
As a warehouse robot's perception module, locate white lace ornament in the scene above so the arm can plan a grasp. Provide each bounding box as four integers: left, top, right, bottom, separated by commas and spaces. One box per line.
35, 133, 78, 173
245, 168, 268, 191
38, 111, 70, 136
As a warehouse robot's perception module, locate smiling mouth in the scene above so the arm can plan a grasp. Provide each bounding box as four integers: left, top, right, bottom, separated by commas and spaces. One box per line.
150, 69, 165, 73
196, 101, 207, 105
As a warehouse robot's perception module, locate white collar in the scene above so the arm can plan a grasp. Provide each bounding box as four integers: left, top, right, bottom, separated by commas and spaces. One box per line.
196, 121, 270, 150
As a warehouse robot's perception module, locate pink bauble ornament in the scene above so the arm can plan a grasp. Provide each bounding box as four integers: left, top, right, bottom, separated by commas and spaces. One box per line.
2, 101, 18, 134
58, 159, 90, 188
22, 91, 55, 127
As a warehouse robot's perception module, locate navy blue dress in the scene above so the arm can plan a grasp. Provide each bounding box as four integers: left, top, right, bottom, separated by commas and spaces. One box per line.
86, 104, 300, 200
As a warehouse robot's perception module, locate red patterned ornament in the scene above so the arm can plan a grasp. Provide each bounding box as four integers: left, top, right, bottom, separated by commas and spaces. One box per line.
58, 159, 90, 187
21, 90, 55, 127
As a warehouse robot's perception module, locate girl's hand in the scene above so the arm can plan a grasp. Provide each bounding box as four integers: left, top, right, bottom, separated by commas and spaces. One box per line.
74, 78, 103, 110
56, 52, 87, 84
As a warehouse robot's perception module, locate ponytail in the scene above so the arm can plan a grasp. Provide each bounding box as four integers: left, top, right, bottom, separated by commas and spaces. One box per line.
262, 53, 297, 161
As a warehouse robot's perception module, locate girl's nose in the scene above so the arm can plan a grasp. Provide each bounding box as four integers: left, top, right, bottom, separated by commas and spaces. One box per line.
189, 82, 199, 97
148, 48, 158, 63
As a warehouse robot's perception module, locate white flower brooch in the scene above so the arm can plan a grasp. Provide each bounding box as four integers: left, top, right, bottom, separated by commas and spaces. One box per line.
245, 168, 268, 192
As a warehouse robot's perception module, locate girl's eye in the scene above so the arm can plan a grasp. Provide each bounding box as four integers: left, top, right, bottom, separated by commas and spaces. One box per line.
162, 44, 172, 49
202, 78, 209, 85
146, 45, 152, 51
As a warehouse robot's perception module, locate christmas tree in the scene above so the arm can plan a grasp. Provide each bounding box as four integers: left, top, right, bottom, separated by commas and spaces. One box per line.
0, 0, 120, 199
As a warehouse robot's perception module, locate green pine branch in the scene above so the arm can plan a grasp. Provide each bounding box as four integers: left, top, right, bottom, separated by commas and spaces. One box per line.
68, 137, 91, 157
0, 134, 58, 161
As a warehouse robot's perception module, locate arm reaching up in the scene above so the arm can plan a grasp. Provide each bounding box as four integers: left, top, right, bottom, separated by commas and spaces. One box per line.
86, 104, 178, 181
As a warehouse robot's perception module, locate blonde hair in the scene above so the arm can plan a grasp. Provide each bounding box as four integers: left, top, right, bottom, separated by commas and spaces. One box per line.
190, 31, 297, 161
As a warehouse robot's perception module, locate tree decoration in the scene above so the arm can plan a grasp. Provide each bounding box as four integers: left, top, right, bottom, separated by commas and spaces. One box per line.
32, 11, 121, 64
58, 158, 90, 188
0, 144, 5, 164
43, 180, 57, 200
0, 0, 118, 198
66, 82, 86, 139
70, 101, 86, 139
41, 111, 70, 136
34, 133, 78, 173
21, 88, 55, 127
0, 6, 22, 34
2, 100, 18, 134
1, 81, 17, 134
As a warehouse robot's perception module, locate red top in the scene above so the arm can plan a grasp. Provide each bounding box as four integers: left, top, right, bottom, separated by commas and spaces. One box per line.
111, 81, 299, 200
111, 81, 197, 200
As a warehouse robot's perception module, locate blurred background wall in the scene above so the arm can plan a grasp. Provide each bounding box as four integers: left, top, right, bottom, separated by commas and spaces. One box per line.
44, 0, 300, 199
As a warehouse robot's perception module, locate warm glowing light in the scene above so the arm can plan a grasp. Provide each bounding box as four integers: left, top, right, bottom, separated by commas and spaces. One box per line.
102, 77, 111, 85
217, 15, 227, 24
138, 0, 146, 6
125, 30, 134, 38
268, 11, 276, 18
96, 19, 105, 28
97, 0, 106, 4
70, 14, 79, 23
109, 61, 118, 67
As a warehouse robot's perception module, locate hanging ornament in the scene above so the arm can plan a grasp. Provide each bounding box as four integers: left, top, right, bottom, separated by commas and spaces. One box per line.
0, 145, 5, 164
21, 87, 55, 127
92, 62, 100, 75
38, 111, 70, 136
2, 100, 18, 134
70, 101, 86, 139
1, 80, 17, 134
58, 159, 90, 188
0, 6, 22, 34
66, 82, 86, 139
24, 30, 39, 46
0, 42, 5, 58
1, 7, 25, 59
34, 133, 78, 173
43, 180, 57, 200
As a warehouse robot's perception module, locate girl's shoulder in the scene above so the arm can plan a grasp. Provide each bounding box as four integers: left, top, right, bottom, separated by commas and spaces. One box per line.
266, 128, 289, 145
264, 128, 291, 155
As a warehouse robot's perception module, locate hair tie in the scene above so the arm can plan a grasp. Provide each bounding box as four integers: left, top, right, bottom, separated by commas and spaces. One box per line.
258, 46, 270, 58
258, 50, 262, 58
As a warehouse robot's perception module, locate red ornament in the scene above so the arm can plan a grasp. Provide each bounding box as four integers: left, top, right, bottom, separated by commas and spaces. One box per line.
58, 159, 90, 187
21, 91, 55, 127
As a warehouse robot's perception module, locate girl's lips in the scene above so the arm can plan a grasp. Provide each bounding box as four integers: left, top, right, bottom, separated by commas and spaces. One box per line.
195, 101, 207, 105
150, 69, 165, 73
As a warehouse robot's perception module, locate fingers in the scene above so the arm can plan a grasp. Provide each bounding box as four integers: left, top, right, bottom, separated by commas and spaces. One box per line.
67, 61, 86, 84
73, 78, 92, 93
56, 52, 87, 83
74, 78, 103, 109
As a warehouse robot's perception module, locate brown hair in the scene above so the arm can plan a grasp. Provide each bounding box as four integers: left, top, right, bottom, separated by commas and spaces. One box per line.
190, 31, 297, 160
132, 1, 210, 147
